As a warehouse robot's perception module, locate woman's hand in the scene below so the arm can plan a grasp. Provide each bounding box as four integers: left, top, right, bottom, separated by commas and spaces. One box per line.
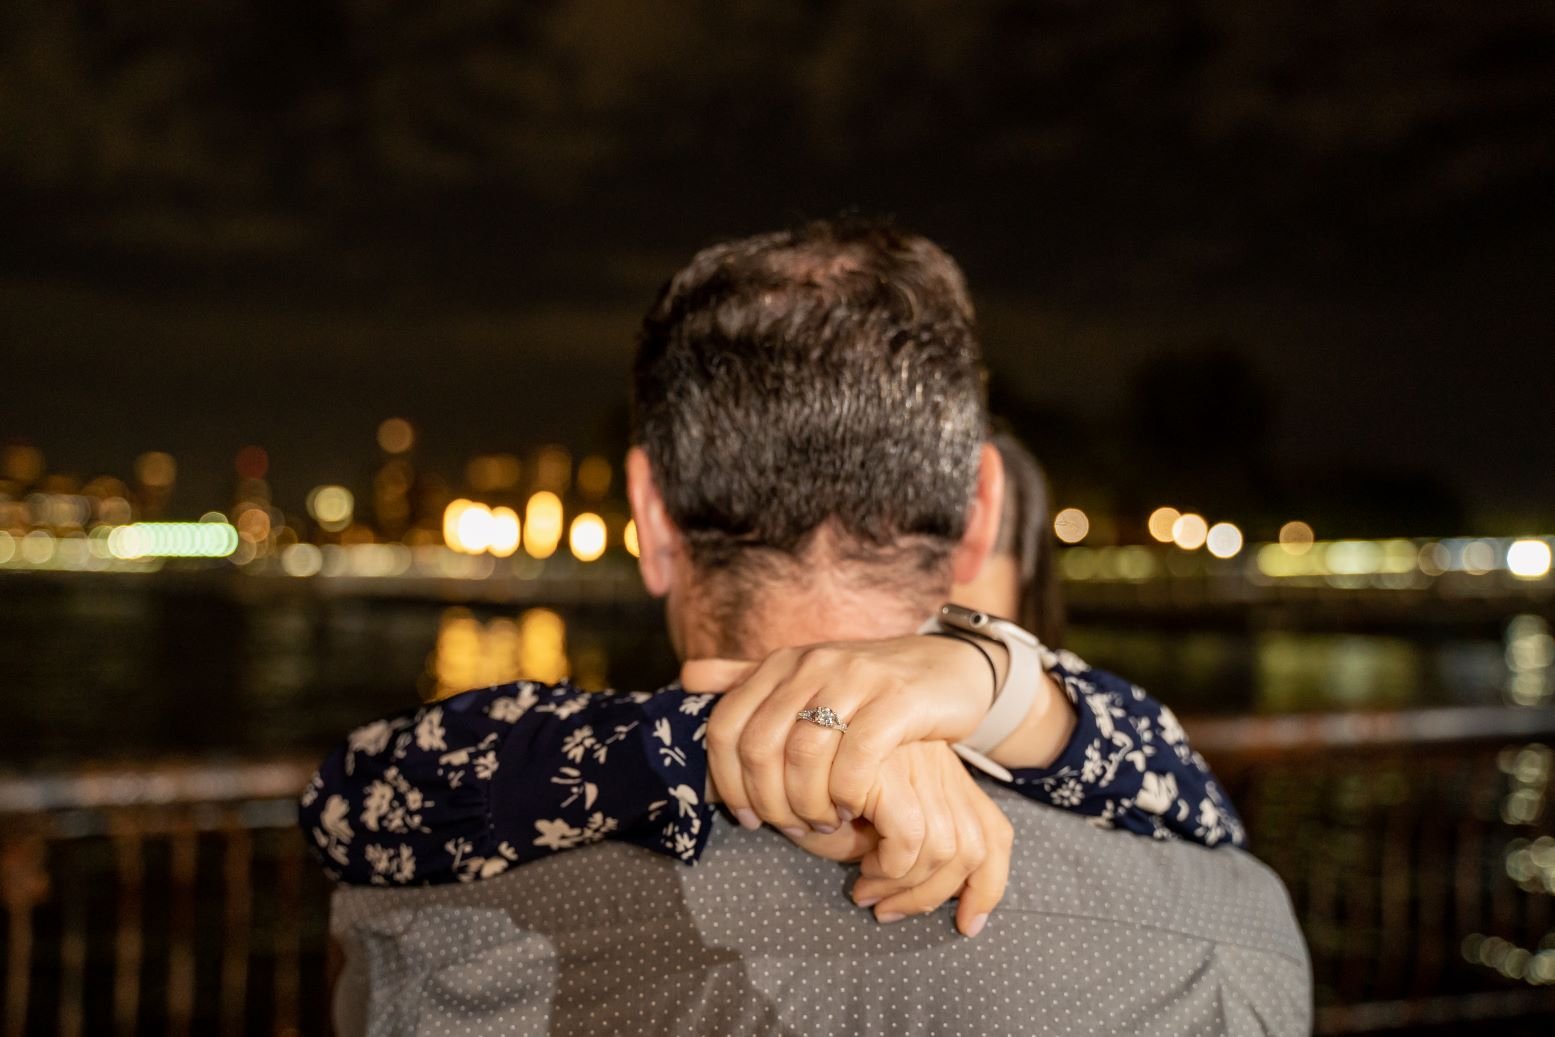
684, 636, 1002, 835
781, 741, 1014, 938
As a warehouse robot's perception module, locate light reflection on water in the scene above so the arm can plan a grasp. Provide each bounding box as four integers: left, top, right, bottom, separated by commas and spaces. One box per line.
0, 581, 1543, 767
1506, 615, 1555, 706
1052, 621, 1534, 715
427, 606, 602, 700
1259, 633, 1427, 711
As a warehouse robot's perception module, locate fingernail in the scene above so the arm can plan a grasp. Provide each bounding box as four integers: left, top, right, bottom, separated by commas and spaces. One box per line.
876, 912, 905, 924
854, 896, 881, 908
813, 824, 836, 835
836, 808, 855, 823
964, 913, 989, 938
734, 809, 761, 831
780, 826, 807, 840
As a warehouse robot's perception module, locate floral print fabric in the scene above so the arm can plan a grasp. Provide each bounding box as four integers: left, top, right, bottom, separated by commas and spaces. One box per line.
300, 650, 1243, 886
1022, 645, 1244, 848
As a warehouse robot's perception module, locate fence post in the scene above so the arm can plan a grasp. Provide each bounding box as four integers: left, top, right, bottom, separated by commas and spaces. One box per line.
1, 836, 49, 1037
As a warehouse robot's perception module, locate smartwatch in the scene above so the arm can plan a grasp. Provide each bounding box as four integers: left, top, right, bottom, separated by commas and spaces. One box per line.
923, 603, 1045, 782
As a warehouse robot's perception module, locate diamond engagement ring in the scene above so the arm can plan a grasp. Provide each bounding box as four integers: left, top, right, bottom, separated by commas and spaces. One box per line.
796, 706, 848, 732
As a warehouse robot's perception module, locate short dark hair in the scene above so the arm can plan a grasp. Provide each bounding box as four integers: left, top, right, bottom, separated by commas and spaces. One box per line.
631, 218, 988, 585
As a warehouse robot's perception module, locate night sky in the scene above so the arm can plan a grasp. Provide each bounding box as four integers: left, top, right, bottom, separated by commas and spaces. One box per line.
4, 1, 1553, 532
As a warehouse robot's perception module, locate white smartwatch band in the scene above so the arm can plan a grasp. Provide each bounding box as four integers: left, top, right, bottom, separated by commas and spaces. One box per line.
920, 604, 1044, 782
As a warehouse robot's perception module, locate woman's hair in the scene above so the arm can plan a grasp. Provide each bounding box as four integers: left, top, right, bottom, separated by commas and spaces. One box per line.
991, 431, 1066, 648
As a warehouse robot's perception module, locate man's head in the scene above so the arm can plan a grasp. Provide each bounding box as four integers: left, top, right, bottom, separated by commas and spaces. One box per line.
626, 218, 1004, 656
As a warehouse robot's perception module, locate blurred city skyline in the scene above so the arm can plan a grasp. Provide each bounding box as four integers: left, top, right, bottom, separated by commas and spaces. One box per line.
6, 421, 1553, 595
4, 1, 1553, 532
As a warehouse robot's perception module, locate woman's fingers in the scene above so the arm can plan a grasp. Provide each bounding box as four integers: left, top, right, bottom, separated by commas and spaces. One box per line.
954, 793, 1013, 938
701, 639, 972, 837
861, 755, 926, 880
866, 853, 974, 926
701, 642, 1016, 939
826, 697, 910, 823
705, 645, 864, 834
740, 647, 862, 832
783, 671, 881, 829
784, 820, 877, 863
782, 709, 849, 830
738, 684, 815, 834
704, 651, 796, 829
851, 753, 965, 907
736, 666, 836, 832
850, 753, 1014, 937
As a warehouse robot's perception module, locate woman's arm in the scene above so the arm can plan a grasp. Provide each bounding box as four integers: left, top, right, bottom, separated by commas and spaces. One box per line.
298, 680, 717, 886
300, 632, 1241, 890
695, 636, 1245, 848
1003, 645, 1245, 848
299, 674, 1015, 934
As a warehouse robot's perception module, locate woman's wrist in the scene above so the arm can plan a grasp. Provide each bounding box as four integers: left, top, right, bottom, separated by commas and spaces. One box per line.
985, 670, 1075, 770
920, 617, 1075, 772
926, 632, 1008, 720
926, 605, 1063, 762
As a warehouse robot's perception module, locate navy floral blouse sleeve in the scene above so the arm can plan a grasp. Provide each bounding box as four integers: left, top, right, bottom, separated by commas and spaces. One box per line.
1008, 646, 1244, 848
299, 649, 1243, 887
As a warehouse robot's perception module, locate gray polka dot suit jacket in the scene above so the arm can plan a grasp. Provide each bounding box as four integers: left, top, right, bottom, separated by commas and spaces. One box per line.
329, 782, 1311, 1036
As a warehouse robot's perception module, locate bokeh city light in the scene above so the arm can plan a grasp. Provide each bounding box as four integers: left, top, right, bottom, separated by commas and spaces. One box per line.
518, 607, 568, 683
449, 500, 495, 554
1508, 539, 1554, 580
1171, 513, 1208, 551
376, 417, 416, 454
134, 451, 176, 489
524, 491, 565, 559
107, 521, 239, 559
468, 453, 522, 492
569, 512, 607, 562
1147, 507, 1181, 543
489, 507, 522, 558
5, 432, 1552, 599
1205, 522, 1244, 559
1279, 521, 1316, 555
307, 485, 354, 532
1053, 507, 1090, 545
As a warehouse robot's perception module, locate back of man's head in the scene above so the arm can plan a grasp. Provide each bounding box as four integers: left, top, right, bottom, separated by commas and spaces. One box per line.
631, 218, 989, 609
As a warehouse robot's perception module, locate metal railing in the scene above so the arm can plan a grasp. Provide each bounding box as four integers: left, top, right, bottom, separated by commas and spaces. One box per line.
1200, 709, 1555, 1032
3, 710, 1555, 1035
0, 759, 329, 1037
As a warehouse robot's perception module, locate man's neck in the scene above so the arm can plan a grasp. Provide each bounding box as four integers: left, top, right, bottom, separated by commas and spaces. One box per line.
678, 569, 942, 660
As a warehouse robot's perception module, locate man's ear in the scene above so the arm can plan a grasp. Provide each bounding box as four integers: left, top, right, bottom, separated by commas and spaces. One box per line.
951, 442, 1005, 586
625, 446, 680, 598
